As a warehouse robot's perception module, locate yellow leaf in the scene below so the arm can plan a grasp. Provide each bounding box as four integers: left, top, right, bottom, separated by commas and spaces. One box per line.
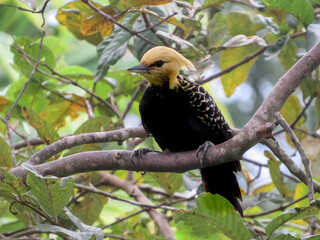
220, 44, 260, 97
252, 182, 275, 195
0, 96, 10, 113
281, 94, 307, 147
81, 5, 122, 37
301, 138, 320, 177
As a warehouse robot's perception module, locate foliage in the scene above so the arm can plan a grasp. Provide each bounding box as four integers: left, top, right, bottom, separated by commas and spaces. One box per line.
0, 0, 320, 239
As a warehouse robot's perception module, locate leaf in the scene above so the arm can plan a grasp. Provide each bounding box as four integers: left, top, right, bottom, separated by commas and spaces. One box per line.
81, 5, 123, 37
120, 0, 171, 7
227, 12, 264, 36
173, 193, 252, 240
300, 78, 320, 100
223, 35, 267, 48
149, 172, 183, 196
265, 199, 320, 236
95, 12, 139, 82
0, 167, 29, 201
207, 12, 229, 49
301, 138, 320, 178
261, 0, 314, 26
307, 24, 320, 50
70, 192, 106, 225
11, 37, 56, 81
0, 137, 12, 169
21, 106, 60, 145
132, 6, 168, 60
40, 98, 86, 129
220, 44, 260, 97
269, 234, 301, 240
137, 8, 187, 33
25, 166, 73, 218
264, 35, 289, 61
74, 116, 115, 134
265, 151, 294, 198
278, 39, 298, 71
202, 0, 228, 9
281, 94, 307, 147
0, 96, 10, 113
65, 208, 104, 240
56, 0, 103, 45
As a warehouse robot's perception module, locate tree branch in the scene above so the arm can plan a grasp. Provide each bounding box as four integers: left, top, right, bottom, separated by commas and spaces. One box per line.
9, 39, 320, 197
98, 172, 176, 240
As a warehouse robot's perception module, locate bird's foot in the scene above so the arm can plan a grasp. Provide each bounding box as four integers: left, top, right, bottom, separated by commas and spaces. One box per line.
131, 148, 160, 175
196, 141, 214, 168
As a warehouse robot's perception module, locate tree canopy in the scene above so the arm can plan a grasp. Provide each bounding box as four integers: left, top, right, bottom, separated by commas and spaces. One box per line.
1, 0, 320, 239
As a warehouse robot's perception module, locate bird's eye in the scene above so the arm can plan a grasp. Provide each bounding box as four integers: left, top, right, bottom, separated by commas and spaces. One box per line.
153, 60, 165, 68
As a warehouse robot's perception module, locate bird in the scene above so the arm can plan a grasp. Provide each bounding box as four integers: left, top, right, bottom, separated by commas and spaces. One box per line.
127, 46, 243, 216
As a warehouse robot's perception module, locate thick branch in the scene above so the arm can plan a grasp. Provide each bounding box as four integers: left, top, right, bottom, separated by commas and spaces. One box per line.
9, 41, 320, 193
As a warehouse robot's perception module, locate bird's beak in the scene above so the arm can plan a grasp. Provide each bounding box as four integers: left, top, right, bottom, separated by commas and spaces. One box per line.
127, 64, 150, 74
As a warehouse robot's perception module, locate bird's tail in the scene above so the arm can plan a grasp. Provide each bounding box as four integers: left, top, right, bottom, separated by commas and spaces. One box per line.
200, 161, 243, 217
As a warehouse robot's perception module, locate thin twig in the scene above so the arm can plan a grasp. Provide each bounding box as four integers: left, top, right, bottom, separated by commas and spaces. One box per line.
121, 81, 147, 120
74, 183, 177, 211
102, 209, 146, 229
275, 112, 315, 234
0, 0, 50, 27
135, 12, 178, 34
199, 46, 269, 84
12, 44, 121, 118
0, 31, 45, 167
245, 194, 308, 218
274, 94, 316, 136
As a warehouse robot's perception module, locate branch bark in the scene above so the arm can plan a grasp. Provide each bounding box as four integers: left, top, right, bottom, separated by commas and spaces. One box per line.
9, 42, 320, 193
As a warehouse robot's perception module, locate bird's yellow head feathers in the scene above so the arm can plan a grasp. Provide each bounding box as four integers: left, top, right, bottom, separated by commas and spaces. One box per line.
127, 46, 195, 88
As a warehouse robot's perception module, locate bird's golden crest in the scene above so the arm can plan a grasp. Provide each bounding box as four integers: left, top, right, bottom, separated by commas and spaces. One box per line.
140, 46, 195, 88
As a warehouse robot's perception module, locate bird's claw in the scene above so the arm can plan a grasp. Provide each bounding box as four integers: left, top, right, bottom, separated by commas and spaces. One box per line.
131, 148, 160, 175
196, 141, 214, 168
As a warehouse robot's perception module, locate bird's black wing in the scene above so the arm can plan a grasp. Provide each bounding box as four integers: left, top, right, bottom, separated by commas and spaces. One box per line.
177, 75, 243, 216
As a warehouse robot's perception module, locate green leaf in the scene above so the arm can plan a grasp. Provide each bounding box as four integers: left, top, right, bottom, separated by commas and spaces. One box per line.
0, 137, 12, 169
261, 0, 314, 25
11, 37, 56, 81
149, 172, 183, 196
70, 192, 106, 225
278, 39, 298, 71
21, 106, 60, 145
74, 116, 115, 134
25, 165, 73, 218
265, 151, 293, 198
202, 0, 228, 10
173, 193, 252, 240
265, 199, 320, 236
269, 234, 301, 240
264, 35, 289, 61
220, 44, 260, 97
95, 12, 139, 82
300, 78, 320, 100
227, 12, 264, 36
207, 12, 229, 49
0, 167, 29, 201
37, 215, 104, 240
